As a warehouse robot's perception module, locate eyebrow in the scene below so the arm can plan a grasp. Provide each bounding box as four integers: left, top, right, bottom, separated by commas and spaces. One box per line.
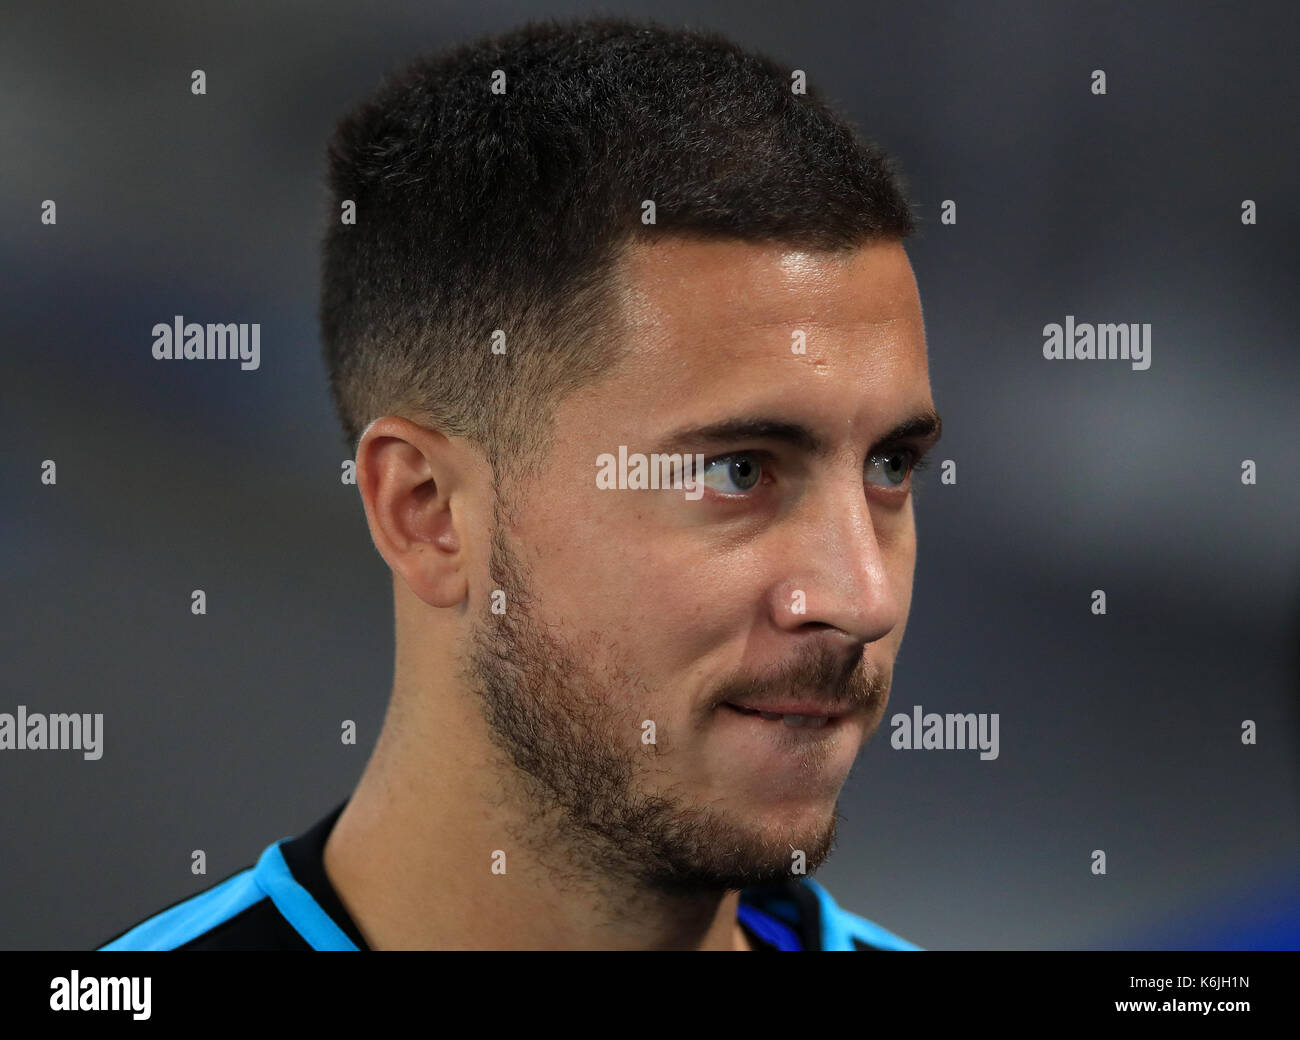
654, 408, 943, 458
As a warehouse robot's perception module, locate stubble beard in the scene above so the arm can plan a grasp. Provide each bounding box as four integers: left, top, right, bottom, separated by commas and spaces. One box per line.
463, 513, 881, 896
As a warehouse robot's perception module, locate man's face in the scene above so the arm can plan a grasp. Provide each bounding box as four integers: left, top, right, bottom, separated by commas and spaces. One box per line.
465, 236, 939, 893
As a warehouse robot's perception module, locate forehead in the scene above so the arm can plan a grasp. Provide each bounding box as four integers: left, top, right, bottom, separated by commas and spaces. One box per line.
582, 236, 930, 440
615, 235, 922, 336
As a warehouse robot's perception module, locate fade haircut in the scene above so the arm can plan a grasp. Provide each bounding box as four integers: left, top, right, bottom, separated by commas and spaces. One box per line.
319, 15, 917, 499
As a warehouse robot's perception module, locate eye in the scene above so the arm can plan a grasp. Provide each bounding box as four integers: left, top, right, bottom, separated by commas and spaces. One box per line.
701, 452, 765, 494
866, 448, 921, 488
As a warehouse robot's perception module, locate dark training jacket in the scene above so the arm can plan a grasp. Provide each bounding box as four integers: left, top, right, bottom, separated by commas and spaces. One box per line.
98, 801, 922, 951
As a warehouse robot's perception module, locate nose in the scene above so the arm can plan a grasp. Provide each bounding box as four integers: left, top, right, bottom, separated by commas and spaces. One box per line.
771, 475, 904, 646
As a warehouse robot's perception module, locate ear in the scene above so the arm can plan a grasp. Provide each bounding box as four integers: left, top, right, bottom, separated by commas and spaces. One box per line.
354, 416, 478, 609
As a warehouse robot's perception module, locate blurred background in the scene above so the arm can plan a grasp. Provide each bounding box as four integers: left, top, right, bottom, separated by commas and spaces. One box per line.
2, 0, 1296, 950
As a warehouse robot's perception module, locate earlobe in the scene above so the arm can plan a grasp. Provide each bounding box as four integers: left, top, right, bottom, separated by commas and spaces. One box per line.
406, 549, 469, 610
355, 416, 474, 610
403, 503, 470, 609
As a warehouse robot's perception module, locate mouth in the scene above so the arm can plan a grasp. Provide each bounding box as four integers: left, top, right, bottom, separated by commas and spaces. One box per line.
722, 702, 848, 730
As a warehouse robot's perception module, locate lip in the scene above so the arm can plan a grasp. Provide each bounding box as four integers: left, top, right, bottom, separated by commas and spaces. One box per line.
723, 700, 853, 719
711, 698, 868, 797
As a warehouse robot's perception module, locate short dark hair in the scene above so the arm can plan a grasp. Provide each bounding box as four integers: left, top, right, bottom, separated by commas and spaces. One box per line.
319, 15, 917, 490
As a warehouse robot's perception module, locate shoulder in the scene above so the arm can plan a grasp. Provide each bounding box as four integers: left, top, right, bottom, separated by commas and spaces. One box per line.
798, 877, 924, 950
97, 847, 310, 951
742, 876, 923, 950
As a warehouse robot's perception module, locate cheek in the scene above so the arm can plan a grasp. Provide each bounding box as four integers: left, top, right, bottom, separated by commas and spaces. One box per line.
882, 513, 919, 640
544, 537, 758, 691
516, 524, 683, 678
891, 519, 918, 586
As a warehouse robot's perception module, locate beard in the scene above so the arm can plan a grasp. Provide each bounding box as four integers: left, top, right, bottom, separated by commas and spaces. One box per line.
462, 503, 887, 896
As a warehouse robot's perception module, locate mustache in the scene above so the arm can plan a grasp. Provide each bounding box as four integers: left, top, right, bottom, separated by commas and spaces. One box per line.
709, 642, 887, 713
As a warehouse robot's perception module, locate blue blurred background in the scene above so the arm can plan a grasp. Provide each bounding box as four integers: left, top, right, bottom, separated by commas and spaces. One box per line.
2, 0, 1296, 949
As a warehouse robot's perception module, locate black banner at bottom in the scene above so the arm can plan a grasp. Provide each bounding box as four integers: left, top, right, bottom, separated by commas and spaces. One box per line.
1, 950, 1284, 1028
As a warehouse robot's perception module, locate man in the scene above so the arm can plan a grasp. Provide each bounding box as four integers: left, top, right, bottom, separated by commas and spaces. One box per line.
100, 15, 939, 951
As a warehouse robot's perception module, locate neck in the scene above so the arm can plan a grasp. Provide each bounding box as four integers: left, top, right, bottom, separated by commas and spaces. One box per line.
322, 673, 750, 951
